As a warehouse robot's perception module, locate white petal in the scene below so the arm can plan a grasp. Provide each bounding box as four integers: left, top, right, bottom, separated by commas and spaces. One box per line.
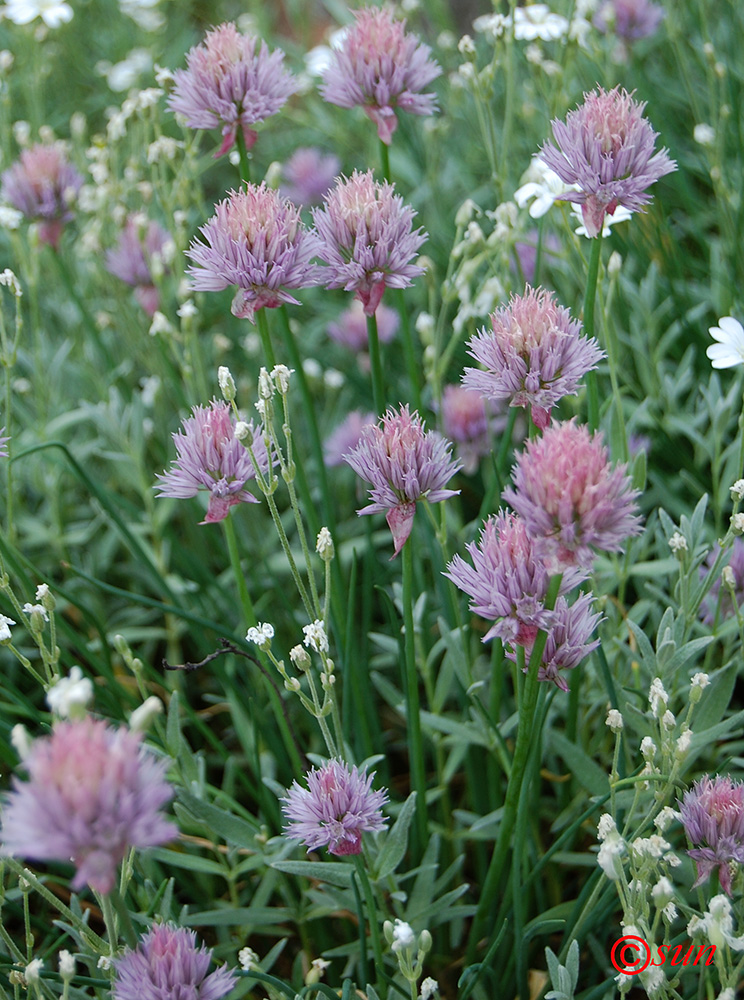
717, 316, 744, 341
706, 344, 742, 368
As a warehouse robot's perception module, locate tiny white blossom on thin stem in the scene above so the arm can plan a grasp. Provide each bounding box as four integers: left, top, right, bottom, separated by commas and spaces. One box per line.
22, 602, 49, 621
654, 806, 678, 833
3, 0, 73, 28
316, 527, 334, 561
707, 317, 744, 369
648, 677, 668, 716
25, 959, 43, 984
58, 950, 75, 979
730, 479, 744, 500
640, 736, 657, 759
668, 531, 687, 553
46, 666, 93, 719
238, 946, 260, 971
391, 919, 416, 952
246, 622, 274, 649
606, 708, 624, 732
303, 619, 329, 654
0, 614, 16, 642
218, 366, 236, 401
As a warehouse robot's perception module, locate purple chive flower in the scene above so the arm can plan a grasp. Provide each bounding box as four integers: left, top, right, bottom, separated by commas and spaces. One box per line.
324, 410, 376, 467
320, 6, 441, 145
185, 183, 322, 322
313, 170, 427, 316
504, 592, 602, 691
105, 215, 172, 316
279, 147, 341, 207
282, 759, 388, 856
440, 384, 502, 475
462, 285, 604, 430
503, 419, 642, 571
168, 22, 298, 157
0, 142, 83, 248
540, 85, 677, 238
327, 298, 400, 353
445, 510, 586, 648
345, 404, 461, 557
113, 924, 237, 1000
679, 775, 744, 896
0, 719, 176, 894
155, 400, 269, 524
701, 538, 744, 626
594, 0, 665, 42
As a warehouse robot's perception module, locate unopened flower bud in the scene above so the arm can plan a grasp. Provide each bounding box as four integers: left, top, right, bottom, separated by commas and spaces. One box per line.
730, 479, 744, 501
605, 708, 624, 732
316, 527, 334, 561
58, 950, 75, 981
289, 644, 311, 670
234, 420, 252, 443
129, 695, 163, 732
722, 565, 736, 589
607, 251, 622, 276
271, 364, 293, 394
731, 512, 744, 535
285, 677, 302, 692
258, 367, 274, 400
690, 672, 709, 704
668, 531, 687, 554
218, 366, 236, 401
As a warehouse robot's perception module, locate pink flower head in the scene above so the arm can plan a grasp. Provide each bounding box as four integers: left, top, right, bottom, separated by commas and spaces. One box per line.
320, 6, 441, 145
594, 0, 665, 42
105, 215, 172, 316
185, 183, 322, 322
327, 298, 399, 352
168, 22, 298, 156
282, 759, 388, 856
463, 285, 604, 429
313, 169, 427, 316
280, 147, 341, 207
679, 775, 744, 896
702, 538, 744, 626
503, 419, 642, 570
324, 410, 376, 466
0, 719, 176, 894
440, 384, 502, 475
345, 404, 461, 556
540, 86, 676, 237
155, 400, 269, 524
113, 924, 237, 1000
505, 592, 602, 691
445, 510, 586, 648
0, 142, 83, 248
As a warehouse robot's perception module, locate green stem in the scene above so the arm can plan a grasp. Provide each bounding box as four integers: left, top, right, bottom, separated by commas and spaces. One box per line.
466, 574, 562, 961
256, 308, 277, 369
222, 514, 256, 629
402, 537, 427, 853
737, 389, 744, 481
582, 232, 604, 433
366, 311, 386, 415
352, 854, 385, 989
379, 138, 391, 184
3, 365, 12, 543
235, 128, 251, 186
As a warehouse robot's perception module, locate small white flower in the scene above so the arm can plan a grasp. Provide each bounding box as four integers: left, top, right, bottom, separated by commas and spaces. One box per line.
238, 946, 260, 971
662, 709, 676, 730
258, 367, 274, 400
311, 958, 330, 972
24, 959, 43, 984
572, 202, 633, 237
97, 956, 112, 971
597, 813, 617, 841
289, 644, 311, 669
177, 300, 198, 320
676, 729, 692, 755
58, 950, 75, 979
218, 366, 236, 401
234, 421, 252, 443
149, 311, 173, 336
0, 613, 16, 641
420, 978, 440, 1000
732, 511, 744, 535
630, 834, 670, 859
605, 708, 624, 732
654, 806, 678, 833
694, 123, 716, 146
691, 672, 710, 692
324, 368, 344, 390
23, 601, 49, 622
718, 990, 736, 1000
46, 666, 93, 718
35, 583, 50, 601
512, 4, 569, 41
0, 268, 22, 295
640, 736, 657, 760
316, 527, 334, 561
303, 619, 329, 654
245, 622, 274, 650
652, 876, 674, 908
391, 919, 416, 952
648, 677, 668, 716
514, 157, 577, 218
722, 565, 736, 588
4, 0, 73, 27
455, 198, 480, 227
271, 364, 293, 394
473, 11, 509, 39
0, 205, 23, 229
129, 695, 163, 732
702, 894, 744, 951
11, 723, 31, 760
597, 816, 625, 880
730, 479, 744, 500
707, 317, 744, 369
668, 530, 687, 553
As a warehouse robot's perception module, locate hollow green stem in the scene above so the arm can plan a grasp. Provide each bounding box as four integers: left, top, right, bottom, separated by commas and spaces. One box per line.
100, 892, 118, 954
582, 232, 604, 432
379, 138, 391, 184
402, 537, 427, 853
352, 854, 385, 989
235, 128, 251, 186
366, 311, 385, 414
256, 308, 277, 369
222, 514, 256, 629
466, 574, 562, 961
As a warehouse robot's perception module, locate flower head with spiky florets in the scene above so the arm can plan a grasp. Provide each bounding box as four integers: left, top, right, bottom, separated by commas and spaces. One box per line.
280, 147, 341, 207
282, 759, 388, 856
503, 419, 642, 570
0, 142, 83, 248
345, 405, 461, 556
679, 775, 744, 896
313, 170, 427, 316
540, 86, 676, 237
462, 285, 604, 429
320, 6, 441, 145
505, 592, 602, 691
113, 924, 237, 1000
185, 183, 322, 322
0, 719, 176, 894
155, 400, 269, 524
168, 22, 298, 156
445, 510, 586, 648
106, 215, 173, 316
594, 0, 665, 42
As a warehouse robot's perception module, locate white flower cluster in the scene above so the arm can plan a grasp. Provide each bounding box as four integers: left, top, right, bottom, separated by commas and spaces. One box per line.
245, 622, 274, 650
303, 620, 329, 654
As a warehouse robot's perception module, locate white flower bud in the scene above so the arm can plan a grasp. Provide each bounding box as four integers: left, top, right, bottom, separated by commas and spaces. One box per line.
316, 527, 334, 561
605, 708, 624, 732
246, 622, 274, 650
640, 736, 657, 760
303, 619, 329, 654
25, 960, 43, 985
234, 421, 252, 443
129, 695, 163, 732
391, 919, 416, 952
731, 512, 744, 535
289, 644, 311, 670
722, 565, 736, 589
218, 366, 236, 401
668, 530, 687, 553
271, 364, 293, 394
46, 667, 93, 719
258, 367, 274, 400
730, 479, 744, 500
58, 951, 75, 980
652, 876, 674, 908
